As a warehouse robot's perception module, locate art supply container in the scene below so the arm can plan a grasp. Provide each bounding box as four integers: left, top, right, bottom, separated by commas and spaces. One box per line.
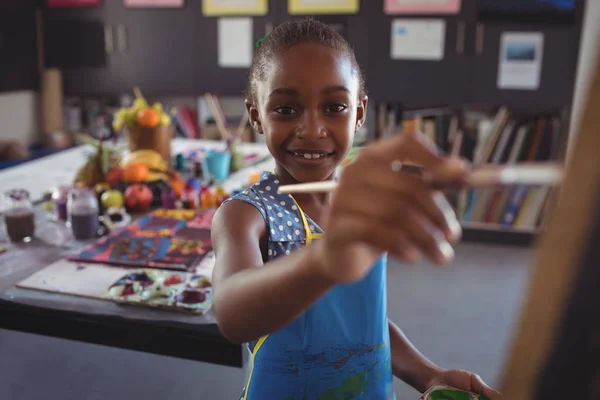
161, 187, 177, 209
52, 185, 71, 221
67, 187, 100, 241
203, 150, 232, 182
3, 189, 35, 243
419, 385, 487, 400
228, 139, 245, 173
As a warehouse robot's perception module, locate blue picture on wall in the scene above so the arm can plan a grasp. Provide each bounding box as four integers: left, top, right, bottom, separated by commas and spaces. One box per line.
478, 0, 576, 23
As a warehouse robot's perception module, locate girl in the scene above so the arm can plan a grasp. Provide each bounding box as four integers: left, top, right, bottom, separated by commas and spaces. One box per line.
211, 19, 499, 400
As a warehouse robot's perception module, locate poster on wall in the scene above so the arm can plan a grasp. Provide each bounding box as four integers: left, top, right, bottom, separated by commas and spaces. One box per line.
218, 18, 253, 68
124, 0, 184, 7
288, 0, 359, 15
202, 0, 268, 16
390, 19, 446, 61
384, 0, 461, 15
48, 0, 101, 7
497, 32, 544, 90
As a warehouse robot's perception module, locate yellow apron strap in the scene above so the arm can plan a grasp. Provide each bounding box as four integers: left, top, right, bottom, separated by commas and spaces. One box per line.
290, 197, 323, 245
242, 335, 269, 400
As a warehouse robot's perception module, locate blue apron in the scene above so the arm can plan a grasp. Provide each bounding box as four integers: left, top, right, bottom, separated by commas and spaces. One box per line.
226, 172, 394, 400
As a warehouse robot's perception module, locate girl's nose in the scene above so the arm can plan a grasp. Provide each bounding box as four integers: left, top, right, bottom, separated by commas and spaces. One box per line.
296, 111, 326, 141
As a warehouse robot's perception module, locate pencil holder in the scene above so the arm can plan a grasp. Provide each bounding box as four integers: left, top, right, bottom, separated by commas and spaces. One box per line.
126, 125, 173, 163
203, 150, 232, 182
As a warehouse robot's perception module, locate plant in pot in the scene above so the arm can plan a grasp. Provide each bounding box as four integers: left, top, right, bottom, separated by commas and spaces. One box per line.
112, 87, 174, 163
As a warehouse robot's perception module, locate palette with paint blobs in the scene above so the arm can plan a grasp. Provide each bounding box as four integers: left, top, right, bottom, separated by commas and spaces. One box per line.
105, 269, 213, 314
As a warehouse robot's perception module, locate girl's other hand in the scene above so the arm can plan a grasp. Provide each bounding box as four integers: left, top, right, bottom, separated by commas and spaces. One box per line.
313, 132, 469, 284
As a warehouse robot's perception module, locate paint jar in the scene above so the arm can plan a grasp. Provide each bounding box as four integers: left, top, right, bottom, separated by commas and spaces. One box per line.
3, 189, 35, 243
203, 150, 232, 182
67, 187, 100, 241
52, 185, 71, 221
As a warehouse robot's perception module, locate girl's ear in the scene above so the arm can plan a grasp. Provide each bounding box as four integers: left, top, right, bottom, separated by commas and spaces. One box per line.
355, 95, 368, 131
245, 99, 264, 134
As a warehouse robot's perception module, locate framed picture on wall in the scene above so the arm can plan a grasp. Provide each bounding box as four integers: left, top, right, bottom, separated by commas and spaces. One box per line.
47, 0, 101, 7
384, 0, 461, 15
288, 0, 359, 15
124, 0, 184, 7
478, 0, 576, 24
202, 0, 268, 16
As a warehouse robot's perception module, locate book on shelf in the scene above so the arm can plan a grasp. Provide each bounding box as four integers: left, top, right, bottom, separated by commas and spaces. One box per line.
460, 108, 563, 231
374, 103, 566, 233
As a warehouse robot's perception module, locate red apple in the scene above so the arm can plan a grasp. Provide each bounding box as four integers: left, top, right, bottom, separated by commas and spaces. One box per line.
105, 168, 124, 187
124, 184, 153, 212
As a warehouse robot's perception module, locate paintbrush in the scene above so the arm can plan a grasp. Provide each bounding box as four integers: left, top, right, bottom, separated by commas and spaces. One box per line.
278, 163, 564, 194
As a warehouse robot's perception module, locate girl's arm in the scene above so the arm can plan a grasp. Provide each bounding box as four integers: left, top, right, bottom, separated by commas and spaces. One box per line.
211, 200, 338, 344
388, 319, 443, 393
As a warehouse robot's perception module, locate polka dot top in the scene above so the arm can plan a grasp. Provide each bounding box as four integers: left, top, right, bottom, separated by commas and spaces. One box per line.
226, 171, 323, 261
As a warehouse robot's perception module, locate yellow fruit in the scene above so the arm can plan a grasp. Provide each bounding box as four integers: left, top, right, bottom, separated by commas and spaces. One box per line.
160, 114, 171, 126
153, 102, 164, 113
122, 150, 167, 172
133, 98, 148, 112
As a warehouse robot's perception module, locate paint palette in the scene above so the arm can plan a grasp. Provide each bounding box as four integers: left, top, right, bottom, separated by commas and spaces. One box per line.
419, 385, 487, 400
105, 269, 213, 314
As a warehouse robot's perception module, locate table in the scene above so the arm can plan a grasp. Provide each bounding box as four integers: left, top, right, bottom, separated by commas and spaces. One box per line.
0, 139, 274, 368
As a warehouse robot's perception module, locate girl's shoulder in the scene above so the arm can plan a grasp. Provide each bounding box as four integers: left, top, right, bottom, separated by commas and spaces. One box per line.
225, 171, 278, 220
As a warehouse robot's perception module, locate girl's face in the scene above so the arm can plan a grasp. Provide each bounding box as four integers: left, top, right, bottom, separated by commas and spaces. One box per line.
247, 42, 367, 184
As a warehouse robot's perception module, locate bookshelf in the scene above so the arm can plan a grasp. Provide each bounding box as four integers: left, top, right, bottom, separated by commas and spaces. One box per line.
372, 104, 566, 247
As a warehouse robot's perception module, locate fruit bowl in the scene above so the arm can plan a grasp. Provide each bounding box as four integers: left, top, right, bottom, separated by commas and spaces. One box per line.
126, 125, 173, 163
112, 87, 173, 163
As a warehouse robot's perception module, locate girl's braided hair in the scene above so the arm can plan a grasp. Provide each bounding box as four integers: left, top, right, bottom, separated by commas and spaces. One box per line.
247, 18, 366, 102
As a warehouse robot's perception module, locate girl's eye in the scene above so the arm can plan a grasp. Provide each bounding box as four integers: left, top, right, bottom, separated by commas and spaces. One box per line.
274, 106, 297, 115
325, 104, 348, 113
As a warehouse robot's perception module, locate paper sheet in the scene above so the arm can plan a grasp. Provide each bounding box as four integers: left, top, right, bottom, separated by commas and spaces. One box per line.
390, 19, 446, 61
288, 0, 359, 15
218, 18, 253, 68
202, 0, 268, 16
497, 32, 544, 90
384, 0, 461, 15
124, 0, 184, 6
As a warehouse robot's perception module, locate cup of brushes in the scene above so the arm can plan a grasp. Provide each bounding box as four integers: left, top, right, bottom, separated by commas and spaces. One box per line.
113, 87, 173, 163
203, 92, 248, 174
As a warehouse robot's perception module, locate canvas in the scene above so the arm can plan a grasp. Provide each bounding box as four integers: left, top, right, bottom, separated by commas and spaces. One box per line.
69, 210, 215, 271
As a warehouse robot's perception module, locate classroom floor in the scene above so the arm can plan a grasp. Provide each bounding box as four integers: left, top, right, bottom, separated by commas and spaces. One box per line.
0, 242, 533, 400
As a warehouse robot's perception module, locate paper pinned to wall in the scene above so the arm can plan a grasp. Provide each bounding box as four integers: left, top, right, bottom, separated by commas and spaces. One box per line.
203, 0, 268, 16
124, 0, 184, 7
497, 32, 544, 90
218, 18, 253, 68
384, 0, 461, 15
288, 0, 359, 15
390, 19, 446, 61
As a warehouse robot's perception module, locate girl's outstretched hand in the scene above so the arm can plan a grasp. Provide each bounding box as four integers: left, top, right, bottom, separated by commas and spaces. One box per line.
313, 132, 469, 284
426, 369, 501, 399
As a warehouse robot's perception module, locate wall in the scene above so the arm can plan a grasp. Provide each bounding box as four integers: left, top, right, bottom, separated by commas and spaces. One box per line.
0, 91, 40, 147
568, 0, 600, 151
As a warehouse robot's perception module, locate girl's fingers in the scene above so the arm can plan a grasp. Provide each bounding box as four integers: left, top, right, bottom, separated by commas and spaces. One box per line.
346, 156, 462, 242
334, 196, 453, 264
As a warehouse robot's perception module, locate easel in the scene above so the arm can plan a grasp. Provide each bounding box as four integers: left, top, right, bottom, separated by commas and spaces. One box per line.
498, 51, 600, 398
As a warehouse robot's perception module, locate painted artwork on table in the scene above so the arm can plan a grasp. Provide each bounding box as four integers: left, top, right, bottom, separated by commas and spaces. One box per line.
124, 0, 184, 7
288, 0, 359, 15
48, 0, 101, 7
105, 269, 213, 314
69, 210, 215, 271
384, 0, 461, 15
